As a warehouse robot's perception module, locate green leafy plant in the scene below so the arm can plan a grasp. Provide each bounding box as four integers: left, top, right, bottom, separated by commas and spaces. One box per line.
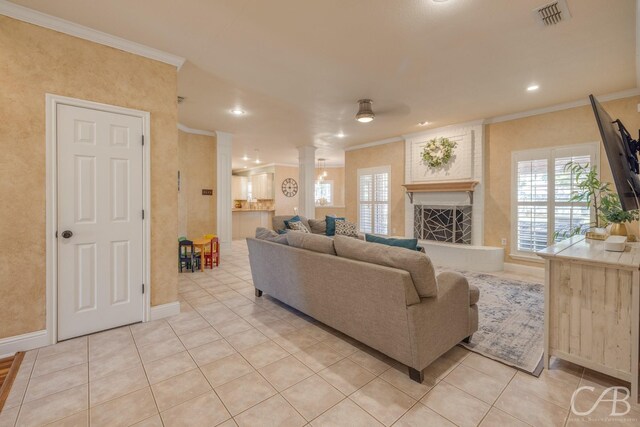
600, 192, 639, 224
563, 162, 609, 228
420, 137, 457, 168
553, 162, 608, 241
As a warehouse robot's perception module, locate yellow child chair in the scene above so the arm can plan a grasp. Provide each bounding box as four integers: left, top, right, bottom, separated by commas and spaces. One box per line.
203, 233, 219, 268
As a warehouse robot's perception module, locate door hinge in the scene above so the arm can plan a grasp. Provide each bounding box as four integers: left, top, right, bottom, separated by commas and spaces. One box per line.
142, 283, 145, 294
141, 135, 145, 146
142, 209, 145, 220
55, 231, 58, 238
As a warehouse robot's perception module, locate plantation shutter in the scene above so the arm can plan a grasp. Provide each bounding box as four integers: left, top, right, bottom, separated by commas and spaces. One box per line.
516, 158, 549, 252
553, 153, 592, 239
358, 166, 390, 235
512, 142, 598, 258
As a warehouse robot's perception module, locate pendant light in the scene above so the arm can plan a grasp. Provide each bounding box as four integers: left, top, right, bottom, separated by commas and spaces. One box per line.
356, 99, 375, 123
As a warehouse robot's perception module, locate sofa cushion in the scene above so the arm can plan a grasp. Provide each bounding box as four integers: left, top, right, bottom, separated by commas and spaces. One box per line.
469, 284, 480, 305
334, 235, 437, 298
289, 221, 311, 233
266, 234, 289, 245
255, 227, 278, 240
286, 232, 337, 255
325, 216, 345, 236
365, 234, 418, 251
273, 215, 310, 233
307, 218, 327, 235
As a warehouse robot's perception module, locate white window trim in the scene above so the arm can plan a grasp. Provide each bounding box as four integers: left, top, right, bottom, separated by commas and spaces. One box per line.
357, 165, 391, 235
510, 142, 599, 260
315, 180, 334, 207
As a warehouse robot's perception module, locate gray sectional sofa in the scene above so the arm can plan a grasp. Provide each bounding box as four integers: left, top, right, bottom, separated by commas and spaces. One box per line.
247, 230, 479, 382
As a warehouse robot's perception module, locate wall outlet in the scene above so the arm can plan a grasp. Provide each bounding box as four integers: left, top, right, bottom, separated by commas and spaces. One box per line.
501, 238, 507, 246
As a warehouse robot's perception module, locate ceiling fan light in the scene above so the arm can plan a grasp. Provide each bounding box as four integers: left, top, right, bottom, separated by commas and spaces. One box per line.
355, 99, 375, 123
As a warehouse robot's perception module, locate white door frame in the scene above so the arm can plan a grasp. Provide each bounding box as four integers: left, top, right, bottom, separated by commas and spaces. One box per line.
45, 94, 151, 345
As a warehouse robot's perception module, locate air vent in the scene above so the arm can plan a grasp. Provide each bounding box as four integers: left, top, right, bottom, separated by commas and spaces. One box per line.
533, 0, 571, 26
177, 96, 185, 104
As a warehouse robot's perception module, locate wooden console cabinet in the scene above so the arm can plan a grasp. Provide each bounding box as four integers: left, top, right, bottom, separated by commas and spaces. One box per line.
538, 236, 640, 401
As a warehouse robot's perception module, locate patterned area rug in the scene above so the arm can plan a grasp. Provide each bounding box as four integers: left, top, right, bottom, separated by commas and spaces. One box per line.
438, 268, 545, 376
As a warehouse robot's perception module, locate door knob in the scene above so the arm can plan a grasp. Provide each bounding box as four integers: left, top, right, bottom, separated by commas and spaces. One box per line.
61, 230, 73, 239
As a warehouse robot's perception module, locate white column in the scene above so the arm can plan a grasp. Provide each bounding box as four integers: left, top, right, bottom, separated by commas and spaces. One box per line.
298, 146, 316, 218
216, 131, 233, 252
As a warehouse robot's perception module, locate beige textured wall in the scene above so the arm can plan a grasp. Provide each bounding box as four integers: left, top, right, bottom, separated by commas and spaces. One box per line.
345, 141, 406, 235
275, 166, 299, 216
485, 95, 640, 266
315, 207, 347, 218
0, 17, 179, 339
178, 130, 217, 238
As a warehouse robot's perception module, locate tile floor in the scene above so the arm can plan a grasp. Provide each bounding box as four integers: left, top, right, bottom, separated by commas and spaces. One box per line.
1, 240, 639, 426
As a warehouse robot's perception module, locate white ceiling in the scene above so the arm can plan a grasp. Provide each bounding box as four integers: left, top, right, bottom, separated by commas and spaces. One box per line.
10, 0, 638, 168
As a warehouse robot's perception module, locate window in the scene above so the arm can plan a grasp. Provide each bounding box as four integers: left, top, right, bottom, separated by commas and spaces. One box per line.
315, 180, 333, 206
512, 143, 598, 258
358, 166, 390, 235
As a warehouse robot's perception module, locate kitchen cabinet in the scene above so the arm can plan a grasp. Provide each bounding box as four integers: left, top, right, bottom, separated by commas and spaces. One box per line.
250, 173, 274, 200
232, 175, 248, 200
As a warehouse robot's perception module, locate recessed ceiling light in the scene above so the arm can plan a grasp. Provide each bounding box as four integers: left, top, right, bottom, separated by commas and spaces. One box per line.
337, 132, 346, 138
255, 159, 261, 164
527, 84, 540, 92
243, 166, 248, 169
418, 121, 429, 126
230, 108, 245, 115
242, 155, 249, 161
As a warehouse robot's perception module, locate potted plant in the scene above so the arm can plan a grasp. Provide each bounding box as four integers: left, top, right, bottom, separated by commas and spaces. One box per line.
554, 162, 609, 241
600, 192, 639, 236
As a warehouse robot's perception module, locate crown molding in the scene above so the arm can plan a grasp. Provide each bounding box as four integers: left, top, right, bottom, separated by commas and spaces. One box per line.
0, 0, 185, 69
177, 123, 216, 137
485, 88, 640, 124
401, 119, 486, 140
343, 136, 404, 152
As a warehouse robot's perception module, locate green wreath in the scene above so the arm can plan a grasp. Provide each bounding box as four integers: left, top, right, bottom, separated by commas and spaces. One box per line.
420, 137, 457, 168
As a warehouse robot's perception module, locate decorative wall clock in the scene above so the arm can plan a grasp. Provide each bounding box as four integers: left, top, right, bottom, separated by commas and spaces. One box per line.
281, 178, 298, 197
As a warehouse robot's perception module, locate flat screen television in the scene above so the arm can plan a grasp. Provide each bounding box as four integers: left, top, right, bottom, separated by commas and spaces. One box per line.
590, 94, 640, 211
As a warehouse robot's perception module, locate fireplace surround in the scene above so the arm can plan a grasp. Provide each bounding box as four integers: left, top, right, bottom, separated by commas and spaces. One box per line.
414, 205, 472, 244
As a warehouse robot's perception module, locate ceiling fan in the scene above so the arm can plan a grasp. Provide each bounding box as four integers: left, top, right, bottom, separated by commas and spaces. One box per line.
355, 99, 410, 123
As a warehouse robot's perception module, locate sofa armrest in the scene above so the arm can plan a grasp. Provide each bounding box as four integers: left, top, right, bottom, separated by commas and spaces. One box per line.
406, 271, 471, 369
435, 271, 470, 306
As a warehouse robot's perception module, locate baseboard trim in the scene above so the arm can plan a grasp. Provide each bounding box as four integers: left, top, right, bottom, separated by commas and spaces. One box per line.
504, 262, 545, 279
150, 302, 180, 321
0, 330, 49, 359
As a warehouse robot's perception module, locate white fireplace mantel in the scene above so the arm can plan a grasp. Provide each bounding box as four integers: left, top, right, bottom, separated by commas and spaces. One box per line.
402, 181, 479, 204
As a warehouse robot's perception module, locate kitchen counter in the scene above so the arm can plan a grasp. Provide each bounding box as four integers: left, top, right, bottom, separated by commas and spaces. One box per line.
232, 209, 275, 239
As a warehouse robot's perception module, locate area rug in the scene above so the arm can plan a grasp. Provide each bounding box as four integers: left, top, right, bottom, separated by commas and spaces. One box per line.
437, 268, 544, 376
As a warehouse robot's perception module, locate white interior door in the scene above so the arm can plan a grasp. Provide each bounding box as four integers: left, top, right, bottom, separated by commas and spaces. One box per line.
57, 104, 144, 340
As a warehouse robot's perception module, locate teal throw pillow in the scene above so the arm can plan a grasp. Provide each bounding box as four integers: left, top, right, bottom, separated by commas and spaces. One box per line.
325, 216, 345, 236
283, 215, 301, 229
365, 234, 419, 251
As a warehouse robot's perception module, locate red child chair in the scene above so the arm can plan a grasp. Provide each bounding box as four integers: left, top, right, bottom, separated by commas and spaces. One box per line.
203, 234, 219, 268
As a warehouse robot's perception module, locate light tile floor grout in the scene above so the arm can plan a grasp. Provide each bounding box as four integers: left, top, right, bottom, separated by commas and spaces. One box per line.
1, 240, 638, 426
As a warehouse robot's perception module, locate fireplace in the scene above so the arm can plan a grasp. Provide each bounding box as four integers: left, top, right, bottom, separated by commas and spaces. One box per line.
414, 205, 472, 244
